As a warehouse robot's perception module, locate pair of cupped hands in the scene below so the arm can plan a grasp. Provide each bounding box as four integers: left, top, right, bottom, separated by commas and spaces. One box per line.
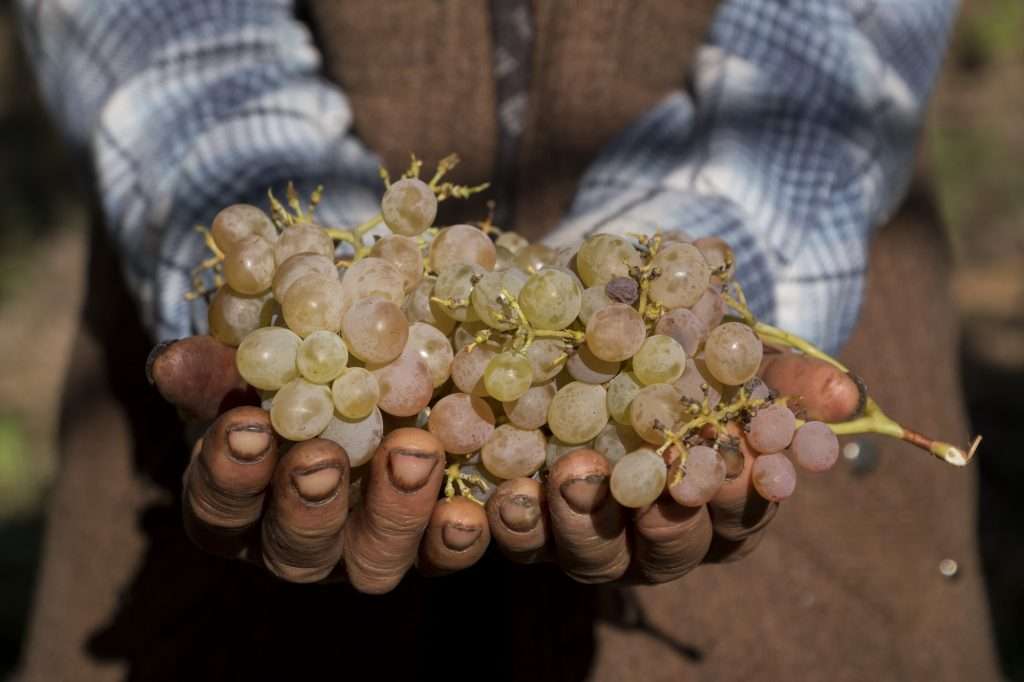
149, 335, 859, 593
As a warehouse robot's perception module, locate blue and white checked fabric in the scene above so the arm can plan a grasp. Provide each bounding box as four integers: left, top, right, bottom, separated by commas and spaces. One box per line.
17, 0, 957, 352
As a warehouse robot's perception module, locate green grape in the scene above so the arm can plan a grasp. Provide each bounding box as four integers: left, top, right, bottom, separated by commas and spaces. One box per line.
630, 383, 686, 445
381, 177, 437, 236
430, 224, 496, 272
272, 253, 338, 302
296, 330, 349, 384
273, 222, 335, 266
593, 421, 645, 466
525, 338, 567, 384
341, 297, 409, 364
576, 233, 643, 287
648, 242, 711, 308
369, 234, 424, 293
518, 269, 582, 330
566, 345, 620, 384
514, 244, 558, 273
632, 334, 687, 385
484, 351, 534, 402
433, 263, 485, 322
208, 286, 274, 347
606, 370, 643, 425
579, 286, 612, 325
470, 268, 529, 330
404, 322, 454, 387
403, 276, 456, 335
236, 326, 301, 390
610, 448, 667, 508
331, 367, 379, 420
703, 321, 762, 386
339, 256, 406, 314
585, 303, 646, 362
223, 235, 276, 295
281, 273, 345, 337
495, 231, 529, 254
211, 204, 277, 253
319, 407, 383, 467
270, 378, 334, 441
548, 381, 608, 444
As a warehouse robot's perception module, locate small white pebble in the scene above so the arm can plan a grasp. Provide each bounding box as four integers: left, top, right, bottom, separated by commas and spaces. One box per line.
939, 558, 959, 579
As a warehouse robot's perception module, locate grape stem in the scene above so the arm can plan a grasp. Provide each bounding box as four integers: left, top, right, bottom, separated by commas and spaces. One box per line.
444, 459, 489, 505
721, 280, 979, 466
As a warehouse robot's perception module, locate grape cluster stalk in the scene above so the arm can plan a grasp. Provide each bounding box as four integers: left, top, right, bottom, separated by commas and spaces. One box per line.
188, 155, 979, 513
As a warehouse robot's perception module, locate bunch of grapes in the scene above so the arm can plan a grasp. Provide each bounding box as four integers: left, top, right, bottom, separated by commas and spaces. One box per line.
193, 156, 977, 514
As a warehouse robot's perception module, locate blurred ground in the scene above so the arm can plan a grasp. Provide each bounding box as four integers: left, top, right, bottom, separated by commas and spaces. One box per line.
0, 1, 1021, 680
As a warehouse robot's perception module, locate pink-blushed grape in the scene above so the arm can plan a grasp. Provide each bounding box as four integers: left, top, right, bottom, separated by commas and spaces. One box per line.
668, 445, 726, 507
790, 421, 840, 472
751, 452, 797, 501
428, 393, 496, 454
747, 404, 797, 454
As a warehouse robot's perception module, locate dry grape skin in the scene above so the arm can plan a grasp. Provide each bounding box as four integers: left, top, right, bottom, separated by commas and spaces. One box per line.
273, 253, 338, 302
296, 330, 349, 384
547, 382, 608, 444
428, 393, 496, 455
319, 407, 384, 468
381, 178, 437, 237
369, 234, 424, 293
648, 242, 711, 309
223, 234, 276, 295
484, 351, 534, 402
273, 223, 335, 266
236, 326, 301, 391
281, 273, 346, 337
585, 303, 646, 363
341, 297, 409, 365
331, 367, 379, 420
610, 448, 667, 508
430, 224, 497, 272
270, 378, 334, 441
481, 424, 547, 478
703, 321, 763, 386
211, 204, 277, 253
790, 421, 840, 472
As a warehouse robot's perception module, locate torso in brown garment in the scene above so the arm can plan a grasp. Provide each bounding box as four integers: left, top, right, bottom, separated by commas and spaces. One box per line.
310, 0, 719, 239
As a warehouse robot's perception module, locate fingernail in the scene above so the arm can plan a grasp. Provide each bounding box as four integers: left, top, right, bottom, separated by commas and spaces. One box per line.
144, 339, 177, 385
442, 522, 481, 551
292, 465, 342, 504
388, 448, 437, 492
500, 494, 540, 532
560, 474, 609, 514
226, 424, 272, 462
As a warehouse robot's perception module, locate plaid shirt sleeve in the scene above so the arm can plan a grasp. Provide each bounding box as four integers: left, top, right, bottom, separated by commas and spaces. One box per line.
550, 0, 958, 354
16, 0, 383, 341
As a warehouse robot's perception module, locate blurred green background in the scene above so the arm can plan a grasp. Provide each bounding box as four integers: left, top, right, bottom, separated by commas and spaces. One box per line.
0, 1, 1021, 679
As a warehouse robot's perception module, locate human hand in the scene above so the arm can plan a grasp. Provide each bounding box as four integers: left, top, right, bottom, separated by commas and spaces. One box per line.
150, 336, 860, 590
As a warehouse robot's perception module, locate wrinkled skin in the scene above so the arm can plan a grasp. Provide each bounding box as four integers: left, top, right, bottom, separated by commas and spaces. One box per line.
150, 337, 859, 590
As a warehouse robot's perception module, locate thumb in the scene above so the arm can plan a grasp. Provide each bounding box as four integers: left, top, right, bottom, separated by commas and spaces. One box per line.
147, 335, 256, 421
758, 352, 865, 423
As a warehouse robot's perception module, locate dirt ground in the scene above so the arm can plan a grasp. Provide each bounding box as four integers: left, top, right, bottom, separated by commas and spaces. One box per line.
0, 1, 1021, 679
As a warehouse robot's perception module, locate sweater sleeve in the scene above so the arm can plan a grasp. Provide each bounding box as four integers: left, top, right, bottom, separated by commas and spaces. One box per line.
549, 0, 957, 353
16, 0, 383, 340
